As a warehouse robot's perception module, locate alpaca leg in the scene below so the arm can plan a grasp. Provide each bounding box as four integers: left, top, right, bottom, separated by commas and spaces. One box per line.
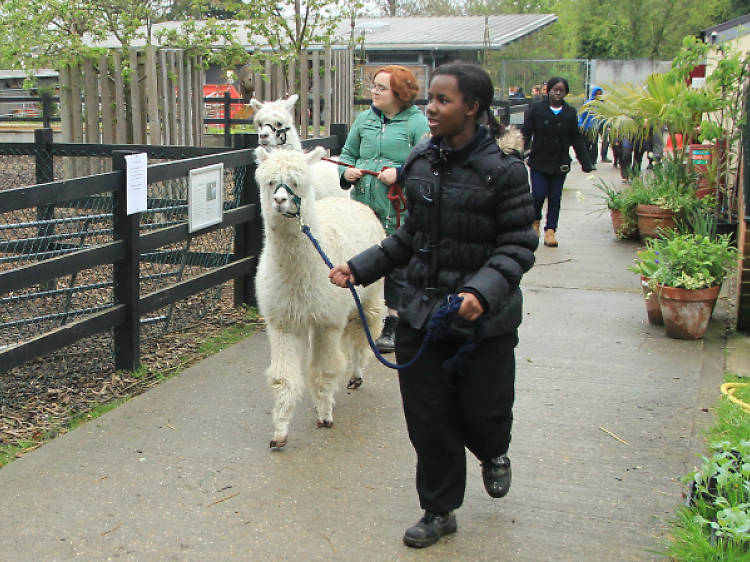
266, 326, 306, 448
308, 327, 347, 428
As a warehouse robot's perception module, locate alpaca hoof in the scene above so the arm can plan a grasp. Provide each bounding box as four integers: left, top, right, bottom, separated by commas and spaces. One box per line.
269, 437, 287, 448
316, 419, 334, 429
347, 376, 363, 389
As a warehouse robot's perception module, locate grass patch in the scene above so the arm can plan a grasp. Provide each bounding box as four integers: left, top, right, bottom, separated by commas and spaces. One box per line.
0, 440, 41, 467
664, 374, 750, 560
0, 306, 262, 468
67, 399, 129, 432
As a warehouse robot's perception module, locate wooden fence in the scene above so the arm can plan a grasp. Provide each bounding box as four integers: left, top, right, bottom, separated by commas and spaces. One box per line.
0, 128, 347, 373
58, 46, 354, 153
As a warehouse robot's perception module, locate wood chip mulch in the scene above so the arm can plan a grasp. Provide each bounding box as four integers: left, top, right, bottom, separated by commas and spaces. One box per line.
0, 297, 262, 453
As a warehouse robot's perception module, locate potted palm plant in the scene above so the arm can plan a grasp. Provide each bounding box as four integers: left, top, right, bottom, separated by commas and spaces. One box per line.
648, 232, 736, 339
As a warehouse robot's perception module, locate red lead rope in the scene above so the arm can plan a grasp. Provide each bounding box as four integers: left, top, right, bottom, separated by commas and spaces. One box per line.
321, 156, 407, 228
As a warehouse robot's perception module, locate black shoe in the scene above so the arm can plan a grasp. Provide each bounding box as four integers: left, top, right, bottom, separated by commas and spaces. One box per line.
481, 455, 511, 498
601, 157, 611, 163
403, 510, 457, 548
375, 315, 397, 354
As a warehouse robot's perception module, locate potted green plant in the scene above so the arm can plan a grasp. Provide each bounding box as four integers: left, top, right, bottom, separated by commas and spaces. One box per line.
592, 178, 638, 239
628, 241, 663, 325
648, 232, 736, 339
628, 155, 702, 238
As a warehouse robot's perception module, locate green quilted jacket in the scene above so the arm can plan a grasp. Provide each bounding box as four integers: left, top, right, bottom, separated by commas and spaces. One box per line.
339, 105, 430, 234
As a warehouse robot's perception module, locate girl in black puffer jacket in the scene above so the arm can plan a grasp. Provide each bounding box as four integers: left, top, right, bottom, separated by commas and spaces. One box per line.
330, 62, 538, 549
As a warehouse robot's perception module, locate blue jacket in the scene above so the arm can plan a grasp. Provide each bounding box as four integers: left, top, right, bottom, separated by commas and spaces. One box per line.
578, 86, 603, 132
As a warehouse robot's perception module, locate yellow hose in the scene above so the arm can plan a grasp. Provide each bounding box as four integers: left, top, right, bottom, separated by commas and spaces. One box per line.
720, 382, 750, 414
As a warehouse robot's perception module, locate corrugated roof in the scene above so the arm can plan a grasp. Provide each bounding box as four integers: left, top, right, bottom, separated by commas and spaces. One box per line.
702, 13, 750, 43
90, 14, 556, 51
348, 15, 557, 50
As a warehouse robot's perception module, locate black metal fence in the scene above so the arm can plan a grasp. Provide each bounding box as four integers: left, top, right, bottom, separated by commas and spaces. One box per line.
0, 92, 59, 128
0, 127, 347, 376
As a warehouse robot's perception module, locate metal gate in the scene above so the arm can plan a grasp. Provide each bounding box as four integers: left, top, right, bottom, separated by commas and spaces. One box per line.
495, 59, 591, 99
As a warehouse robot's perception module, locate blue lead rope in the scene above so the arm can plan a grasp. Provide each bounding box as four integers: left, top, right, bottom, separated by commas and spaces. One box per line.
301, 224, 481, 371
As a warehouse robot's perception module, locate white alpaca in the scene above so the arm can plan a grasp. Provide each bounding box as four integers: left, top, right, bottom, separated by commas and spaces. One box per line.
250, 94, 346, 200
254, 146, 385, 448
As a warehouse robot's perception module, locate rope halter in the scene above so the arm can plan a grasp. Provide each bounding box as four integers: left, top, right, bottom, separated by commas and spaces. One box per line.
259, 122, 291, 146
273, 182, 302, 220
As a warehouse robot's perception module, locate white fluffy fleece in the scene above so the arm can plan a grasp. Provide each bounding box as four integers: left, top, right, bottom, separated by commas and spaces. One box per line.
498, 126, 525, 156
254, 146, 385, 448
250, 95, 346, 200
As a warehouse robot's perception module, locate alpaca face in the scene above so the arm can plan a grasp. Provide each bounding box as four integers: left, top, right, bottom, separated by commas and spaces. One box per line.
251, 95, 299, 148
255, 145, 325, 220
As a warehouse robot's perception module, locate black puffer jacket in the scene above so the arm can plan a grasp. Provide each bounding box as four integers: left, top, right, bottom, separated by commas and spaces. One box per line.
521, 100, 592, 175
349, 126, 538, 338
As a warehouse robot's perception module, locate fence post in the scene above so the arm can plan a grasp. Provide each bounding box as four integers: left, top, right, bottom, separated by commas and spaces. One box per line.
41, 92, 52, 129
224, 91, 232, 147
34, 128, 56, 289
329, 123, 348, 156
232, 134, 260, 308
112, 150, 141, 371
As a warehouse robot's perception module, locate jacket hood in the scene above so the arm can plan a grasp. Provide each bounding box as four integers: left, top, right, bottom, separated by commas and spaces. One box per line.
370, 104, 422, 121
498, 127, 524, 155
585, 86, 603, 102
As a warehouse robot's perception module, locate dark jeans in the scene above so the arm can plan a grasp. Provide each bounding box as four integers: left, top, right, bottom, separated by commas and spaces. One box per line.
530, 169, 567, 231
395, 323, 517, 513
586, 133, 599, 164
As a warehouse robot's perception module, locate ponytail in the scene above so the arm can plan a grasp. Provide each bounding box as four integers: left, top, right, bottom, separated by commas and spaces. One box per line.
485, 107, 505, 139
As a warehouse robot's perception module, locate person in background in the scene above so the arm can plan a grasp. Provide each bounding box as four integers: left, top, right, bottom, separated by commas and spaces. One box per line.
521, 76, 593, 247
329, 61, 537, 549
600, 124, 612, 163
337, 65, 430, 354
579, 85, 603, 168
531, 84, 543, 103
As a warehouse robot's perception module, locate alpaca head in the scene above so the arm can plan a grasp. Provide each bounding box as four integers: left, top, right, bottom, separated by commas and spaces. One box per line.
250, 95, 300, 149
255, 145, 325, 222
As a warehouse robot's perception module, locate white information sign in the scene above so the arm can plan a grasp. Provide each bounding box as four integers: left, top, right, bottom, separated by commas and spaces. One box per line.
188, 163, 224, 232
125, 152, 148, 215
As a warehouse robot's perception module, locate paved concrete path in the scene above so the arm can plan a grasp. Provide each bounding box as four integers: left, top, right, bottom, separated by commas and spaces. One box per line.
0, 161, 728, 561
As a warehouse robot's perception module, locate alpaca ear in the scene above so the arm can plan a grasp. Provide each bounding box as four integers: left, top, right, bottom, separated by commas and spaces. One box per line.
305, 146, 325, 165
255, 146, 269, 162
285, 94, 299, 109
250, 98, 263, 111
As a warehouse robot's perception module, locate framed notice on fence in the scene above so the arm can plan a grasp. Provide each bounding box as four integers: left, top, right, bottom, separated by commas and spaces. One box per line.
188, 163, 224, 233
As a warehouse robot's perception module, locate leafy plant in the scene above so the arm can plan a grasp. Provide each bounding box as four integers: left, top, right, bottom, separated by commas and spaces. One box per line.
628, 239, 661, 279
627, 155, 707, 229
687, 441, 750, 549
649, 232, 737, 289
667, 376, 750, 560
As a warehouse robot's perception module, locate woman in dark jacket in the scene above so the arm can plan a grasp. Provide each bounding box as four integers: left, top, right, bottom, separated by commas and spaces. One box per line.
330, 62, 537, 548
521, 76, 592, 247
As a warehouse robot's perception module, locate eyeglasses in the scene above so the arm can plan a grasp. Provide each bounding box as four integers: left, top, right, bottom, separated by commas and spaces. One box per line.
370, 83, 390, 93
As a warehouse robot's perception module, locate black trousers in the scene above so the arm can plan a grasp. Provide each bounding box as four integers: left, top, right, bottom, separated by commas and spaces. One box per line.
395, 323, 517, 513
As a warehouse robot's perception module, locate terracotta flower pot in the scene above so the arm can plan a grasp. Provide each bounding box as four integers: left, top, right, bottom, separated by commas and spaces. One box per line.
610, 209, 638, 240
641, 276, 663, 325
635, 204, 675, 239
657, 284, 721, 339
